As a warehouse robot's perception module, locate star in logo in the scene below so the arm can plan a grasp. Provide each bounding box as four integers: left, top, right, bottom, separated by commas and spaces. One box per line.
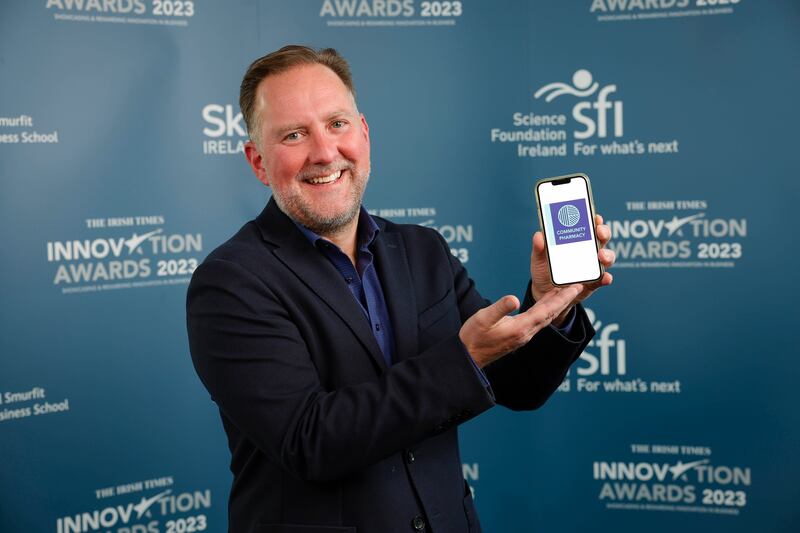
668, 459, 709, 481
133, 489, 172, 519
124, 229, 164, 254
664, 213, 705, 237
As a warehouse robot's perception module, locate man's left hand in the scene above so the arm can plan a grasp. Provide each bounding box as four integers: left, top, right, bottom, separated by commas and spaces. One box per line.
530, 214, 615, 327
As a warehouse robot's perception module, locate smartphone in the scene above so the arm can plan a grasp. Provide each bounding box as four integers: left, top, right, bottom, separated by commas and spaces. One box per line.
535, 173, 603, 286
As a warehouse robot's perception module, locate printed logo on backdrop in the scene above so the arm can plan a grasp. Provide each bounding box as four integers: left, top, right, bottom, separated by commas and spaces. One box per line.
202, 104, 246, 156
463, 462, 479, 499
0, 114, 59, 146
0, 386, 70, 423
594, 443, 751, 516
606, 199, 746, 269
319, 0, 463, 28
557, 308, 682, 395
47, 215, 203, 294
590, 0, 741, 24
490, 69, 680, 159
57, 475, 213, 533
46, 0, 195, 27
366, 206, 473, 263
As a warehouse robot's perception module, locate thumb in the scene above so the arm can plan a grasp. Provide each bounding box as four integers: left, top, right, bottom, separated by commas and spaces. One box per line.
532, 231, 547, 259
480, 295, 520, 326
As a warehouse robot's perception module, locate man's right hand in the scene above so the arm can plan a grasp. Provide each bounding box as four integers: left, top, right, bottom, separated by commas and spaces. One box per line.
459, 284, 582, 368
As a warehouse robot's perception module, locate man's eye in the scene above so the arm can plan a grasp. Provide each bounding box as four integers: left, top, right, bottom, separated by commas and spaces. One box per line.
332, 120, 345, 128
285, 132, 300, 141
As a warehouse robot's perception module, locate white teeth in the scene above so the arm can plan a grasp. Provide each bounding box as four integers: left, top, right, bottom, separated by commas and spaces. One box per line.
307, 170, 342, 184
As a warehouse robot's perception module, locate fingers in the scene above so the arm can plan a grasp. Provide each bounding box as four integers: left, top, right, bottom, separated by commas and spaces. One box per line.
582, 271, 614, 294
478, 295, 520, 326
518, 284, 581, 330
531, 231, 546, 257
595, 213, 611, 248
599, 247, 615, 268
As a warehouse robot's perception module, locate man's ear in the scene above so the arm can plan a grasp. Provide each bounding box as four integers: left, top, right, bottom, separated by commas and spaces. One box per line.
245, 140, 270, 186
360, 114, 370, 146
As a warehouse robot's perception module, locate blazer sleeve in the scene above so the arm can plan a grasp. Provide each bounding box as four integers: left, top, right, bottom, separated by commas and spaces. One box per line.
483, 280, 594, 410
186, 257, 495, 483
437, 232, 594, 411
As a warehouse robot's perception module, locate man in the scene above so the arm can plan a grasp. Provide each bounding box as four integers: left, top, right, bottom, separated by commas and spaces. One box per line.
187, 45, 614, 533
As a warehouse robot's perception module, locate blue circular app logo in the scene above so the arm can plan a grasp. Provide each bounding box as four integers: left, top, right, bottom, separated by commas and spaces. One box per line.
557, 204, 581, 227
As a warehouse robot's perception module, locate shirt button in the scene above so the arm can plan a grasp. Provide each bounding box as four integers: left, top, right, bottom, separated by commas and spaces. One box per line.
406, 450, 415, 463
345, 276, 353, 283
411, 515, 425, 531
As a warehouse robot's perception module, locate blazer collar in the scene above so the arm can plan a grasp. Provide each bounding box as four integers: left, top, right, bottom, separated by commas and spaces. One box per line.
254, 199, 420, 368
254, 199, 400, 372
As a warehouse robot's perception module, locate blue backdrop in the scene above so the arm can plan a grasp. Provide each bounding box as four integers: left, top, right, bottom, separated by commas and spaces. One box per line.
2, 1, 799, 532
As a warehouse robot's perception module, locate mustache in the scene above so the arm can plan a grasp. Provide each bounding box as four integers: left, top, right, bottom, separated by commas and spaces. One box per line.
297, 161, 355, 181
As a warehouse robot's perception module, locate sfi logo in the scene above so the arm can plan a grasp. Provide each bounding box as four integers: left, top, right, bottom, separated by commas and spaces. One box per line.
575, 308, 626, 376
534, 69, 623, 140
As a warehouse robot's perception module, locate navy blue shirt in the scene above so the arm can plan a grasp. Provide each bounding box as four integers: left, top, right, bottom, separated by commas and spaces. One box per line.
294, 209, 396, 367
293, 208, 575, 381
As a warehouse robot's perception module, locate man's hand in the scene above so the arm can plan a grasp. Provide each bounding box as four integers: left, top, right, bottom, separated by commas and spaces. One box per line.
531, 214, 615, 326
459, 284, 582, 368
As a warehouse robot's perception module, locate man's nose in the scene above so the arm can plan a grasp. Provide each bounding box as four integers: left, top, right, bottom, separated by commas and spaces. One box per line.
307, 129, 338, 165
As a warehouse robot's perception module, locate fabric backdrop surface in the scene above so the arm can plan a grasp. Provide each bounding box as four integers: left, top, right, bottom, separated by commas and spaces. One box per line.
1, 1, 798, 532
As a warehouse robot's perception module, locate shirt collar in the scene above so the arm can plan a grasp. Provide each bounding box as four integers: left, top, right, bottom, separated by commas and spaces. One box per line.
292, 206, 379, 252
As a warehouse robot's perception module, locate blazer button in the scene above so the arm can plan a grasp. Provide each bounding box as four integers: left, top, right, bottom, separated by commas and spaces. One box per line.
411, 515, 426, 531
406, 450, 415, 463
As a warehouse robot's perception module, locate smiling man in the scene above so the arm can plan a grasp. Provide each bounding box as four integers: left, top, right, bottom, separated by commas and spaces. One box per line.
187, 45, 614, 533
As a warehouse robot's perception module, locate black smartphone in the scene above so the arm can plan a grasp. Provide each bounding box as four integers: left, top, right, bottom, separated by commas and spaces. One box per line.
535, 173, 603, 286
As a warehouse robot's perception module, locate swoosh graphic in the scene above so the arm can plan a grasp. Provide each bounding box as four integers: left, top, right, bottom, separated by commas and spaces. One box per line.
664, 213, 705, 236
534, 81, 600, 102
417, 219, 435, 227
133, 489, 172, 519
124, 229, 163, 254
669, 459, 709, 480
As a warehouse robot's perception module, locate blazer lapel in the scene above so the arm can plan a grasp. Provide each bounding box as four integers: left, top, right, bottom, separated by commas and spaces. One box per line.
372, 226, 418, 364
255, 199, 388, 373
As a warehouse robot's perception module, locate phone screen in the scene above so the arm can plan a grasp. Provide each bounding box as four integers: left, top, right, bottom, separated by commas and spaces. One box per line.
536, 175, 602, 285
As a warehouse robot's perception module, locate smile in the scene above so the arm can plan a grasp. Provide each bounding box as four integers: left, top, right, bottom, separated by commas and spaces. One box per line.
305, 170, 342, 185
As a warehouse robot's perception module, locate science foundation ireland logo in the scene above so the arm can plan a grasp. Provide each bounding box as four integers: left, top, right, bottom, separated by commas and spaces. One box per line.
557, 308, 682, 395
489, 69, 680, 159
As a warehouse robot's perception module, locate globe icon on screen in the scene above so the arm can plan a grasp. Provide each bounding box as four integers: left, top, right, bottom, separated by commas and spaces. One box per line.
557, 204, 581, 227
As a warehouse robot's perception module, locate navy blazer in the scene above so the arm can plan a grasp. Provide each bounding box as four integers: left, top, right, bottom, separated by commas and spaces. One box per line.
187, 199, 594, 533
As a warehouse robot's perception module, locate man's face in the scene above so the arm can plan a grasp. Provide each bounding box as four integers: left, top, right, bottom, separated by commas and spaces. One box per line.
245, 63, 371, 235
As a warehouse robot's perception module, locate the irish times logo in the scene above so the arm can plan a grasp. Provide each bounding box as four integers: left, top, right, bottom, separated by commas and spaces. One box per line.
590, 0, 741, 23
607, 199, 747, 269
46, 215, 203, 294
46, 0, 195, 27
489, 69, 680, 159
57, 477, 213, 533
319, 0, 464, 28
593, 444, 752, 516
366, 206, 474, 264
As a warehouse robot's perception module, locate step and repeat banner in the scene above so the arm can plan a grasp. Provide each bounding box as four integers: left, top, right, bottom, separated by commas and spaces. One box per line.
2, 1, 798, 532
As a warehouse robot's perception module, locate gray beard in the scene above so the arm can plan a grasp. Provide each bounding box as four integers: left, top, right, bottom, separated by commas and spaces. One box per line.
272, 169, 369, 237
284, 195, 362, 236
